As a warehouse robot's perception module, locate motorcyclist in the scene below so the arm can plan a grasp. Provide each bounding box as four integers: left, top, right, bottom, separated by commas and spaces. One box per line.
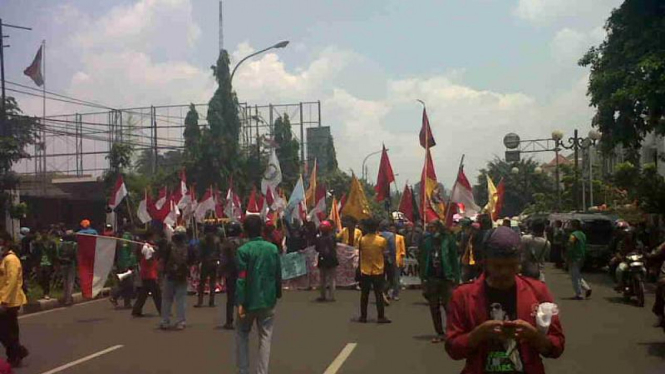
613, 227, 646, 292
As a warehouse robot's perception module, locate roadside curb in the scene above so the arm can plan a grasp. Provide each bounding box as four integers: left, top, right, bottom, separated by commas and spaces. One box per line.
20, 287, 111, 315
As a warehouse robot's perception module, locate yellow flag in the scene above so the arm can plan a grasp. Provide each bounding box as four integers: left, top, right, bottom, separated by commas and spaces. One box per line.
484, 175, 498, 217
329, 197, 343, 232
341, 175, 372, 221
305, 159, 317, 207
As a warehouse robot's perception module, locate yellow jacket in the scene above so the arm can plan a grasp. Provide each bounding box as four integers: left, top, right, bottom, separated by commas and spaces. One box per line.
359, 233, 387, 276
395, 234, 406, 267
0, 251, 27, 307
337, 228, 363, 248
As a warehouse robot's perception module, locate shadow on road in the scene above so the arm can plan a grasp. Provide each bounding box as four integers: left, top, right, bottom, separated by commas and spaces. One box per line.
412, 334, 438, 341
75, 317, 109, 323
637, 342, 665, 358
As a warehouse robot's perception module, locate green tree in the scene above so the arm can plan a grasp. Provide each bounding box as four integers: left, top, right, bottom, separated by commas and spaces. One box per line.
579, 0, 665, 152
473, 158, 555, 217
321, 134, 339, 175
183, 103, 201, 160
1, 97, 39, 211
274, 114, 301, 190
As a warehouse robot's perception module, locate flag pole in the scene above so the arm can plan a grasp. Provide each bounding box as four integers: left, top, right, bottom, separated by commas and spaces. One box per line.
41, 40, 46, 192
444, 154, 465, 226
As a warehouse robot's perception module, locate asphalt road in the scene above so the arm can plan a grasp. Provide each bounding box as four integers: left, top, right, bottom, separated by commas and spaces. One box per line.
13, 266, 665, 374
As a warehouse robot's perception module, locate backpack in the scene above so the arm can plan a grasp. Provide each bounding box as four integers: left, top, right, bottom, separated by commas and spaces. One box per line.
59, 241, 77, 265
166, 243, 190, 281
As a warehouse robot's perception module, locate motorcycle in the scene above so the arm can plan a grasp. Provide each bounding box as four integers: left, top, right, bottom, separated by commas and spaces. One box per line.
620, 252, 647, 307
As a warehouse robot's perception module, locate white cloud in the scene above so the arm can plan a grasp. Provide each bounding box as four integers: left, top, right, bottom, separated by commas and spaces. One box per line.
551, 27, 605, 64
514, 0, 623, 25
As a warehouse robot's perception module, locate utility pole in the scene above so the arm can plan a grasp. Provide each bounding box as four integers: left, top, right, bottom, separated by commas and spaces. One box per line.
219, 0, 223, 52
0, 20, 32, 137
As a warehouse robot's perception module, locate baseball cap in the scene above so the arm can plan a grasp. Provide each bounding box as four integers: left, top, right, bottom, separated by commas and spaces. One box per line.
485, 226, 521, 259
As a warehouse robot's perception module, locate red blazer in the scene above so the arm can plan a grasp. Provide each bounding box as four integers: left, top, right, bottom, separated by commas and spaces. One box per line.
445, 274, 565, 374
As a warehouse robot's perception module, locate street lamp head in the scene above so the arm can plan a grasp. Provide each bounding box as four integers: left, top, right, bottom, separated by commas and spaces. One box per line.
588, 129, 602, 141
511, 167, 520, 175
551, 130, 563, 141
534, 166, 543, 175
273, 40, 290, 49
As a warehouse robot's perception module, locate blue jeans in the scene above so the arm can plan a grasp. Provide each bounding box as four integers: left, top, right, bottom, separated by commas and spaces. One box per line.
236, 308, 275, 374
161, 278, 187, 326
570, 260, 591, 297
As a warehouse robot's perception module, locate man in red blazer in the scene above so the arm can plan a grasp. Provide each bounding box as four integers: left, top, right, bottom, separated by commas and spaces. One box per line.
445, 226, 565, 374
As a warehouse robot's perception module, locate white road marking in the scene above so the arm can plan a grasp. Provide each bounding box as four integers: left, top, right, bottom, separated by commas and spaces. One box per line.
19, 298, 108, 320
323, 343, 357, 374
39, 345, 124, 374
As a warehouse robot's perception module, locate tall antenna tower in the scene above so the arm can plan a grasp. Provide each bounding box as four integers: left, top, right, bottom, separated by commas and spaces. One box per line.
219, 0, 224, 52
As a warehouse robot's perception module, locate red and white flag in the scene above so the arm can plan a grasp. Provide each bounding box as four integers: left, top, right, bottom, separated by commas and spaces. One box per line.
23, 45, 44, 87
174, 169, 190, 209
194, 187, 216, 223
224, 185, 243, 222
308, 184, 327, 225
246, 187, 260, 215
109, 175, 128, 210
137, 189, 152, 224
181, 187, 197, 223
451, 167, 481, 217
155, 187, 168, 210
163, 197, 180, 227
77, 234, 118, 298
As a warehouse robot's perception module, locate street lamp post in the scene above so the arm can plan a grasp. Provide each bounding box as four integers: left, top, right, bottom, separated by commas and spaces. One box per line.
362, 149, 384, 182
552, 129, 601, 211
230, 40, 289, 84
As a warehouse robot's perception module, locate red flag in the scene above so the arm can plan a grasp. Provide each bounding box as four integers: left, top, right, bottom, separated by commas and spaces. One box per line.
419, 107, 436, 149
23, 45, 44, 87
246, 187, 260, 214
493, 178, 505, 222
109, 175, 128, 210
374, 145, 395, 202
398, 184, 414, 222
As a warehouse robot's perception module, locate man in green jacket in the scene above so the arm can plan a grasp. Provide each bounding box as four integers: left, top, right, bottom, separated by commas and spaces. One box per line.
235, 215, 282, 374
567, 219, 592, 300
419, 220, 460, 343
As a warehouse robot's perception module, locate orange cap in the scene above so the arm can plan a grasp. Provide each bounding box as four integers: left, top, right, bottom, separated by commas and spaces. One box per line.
80, 219, 91, 228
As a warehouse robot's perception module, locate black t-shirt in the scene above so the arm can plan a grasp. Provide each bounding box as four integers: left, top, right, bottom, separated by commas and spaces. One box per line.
484, 282, 523, 373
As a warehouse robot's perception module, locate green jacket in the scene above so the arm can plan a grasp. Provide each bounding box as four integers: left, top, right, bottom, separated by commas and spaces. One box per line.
567, 230, 587, 262
35, 238, 57, 267
116, 232, 138, 270
419, 232, 460, 283
236, 237, 282, 312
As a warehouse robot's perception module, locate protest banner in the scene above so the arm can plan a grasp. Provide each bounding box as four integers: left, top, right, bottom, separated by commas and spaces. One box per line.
400, 246, 421, 287
281, 251, 308, 280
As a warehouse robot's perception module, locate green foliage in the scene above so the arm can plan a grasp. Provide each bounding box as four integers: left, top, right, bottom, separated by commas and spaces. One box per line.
473, 158, 555, 217
183, 103, 201, 160
106, 143, 133, 173
609, 162, 665, 213
612, 162, 639, 191
0, 97, 39, 209
274, 114, 301, 190
579, 0, 665, 152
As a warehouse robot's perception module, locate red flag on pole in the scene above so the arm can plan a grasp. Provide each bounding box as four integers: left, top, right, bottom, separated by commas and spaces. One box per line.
398, 184, 414, 222
375, 145, 395, 202
419, 107, 436, 149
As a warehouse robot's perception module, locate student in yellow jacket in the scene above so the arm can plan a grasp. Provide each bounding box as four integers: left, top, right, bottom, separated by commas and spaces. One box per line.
0, 238, 29, 367
390, 223, 407, 301
337, 218, 363, 248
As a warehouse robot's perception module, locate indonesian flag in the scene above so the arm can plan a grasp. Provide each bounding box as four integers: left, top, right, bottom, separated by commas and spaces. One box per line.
163, 197, 180, 227
137, 189, 152, 224
182, 186, 197, 223
23, 45, 44, 87
451, 167, 481, 217
194, 187, 216, 223
109, 175, 128, 210
77, 234, 118, 299
155, 187, 168, 210
224, 186, 243, 222
174, 169, 190, 209
308, 183, 327, 225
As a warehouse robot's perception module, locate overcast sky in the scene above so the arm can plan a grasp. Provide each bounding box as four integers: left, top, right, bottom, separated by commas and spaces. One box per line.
3, 0, 623, 188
